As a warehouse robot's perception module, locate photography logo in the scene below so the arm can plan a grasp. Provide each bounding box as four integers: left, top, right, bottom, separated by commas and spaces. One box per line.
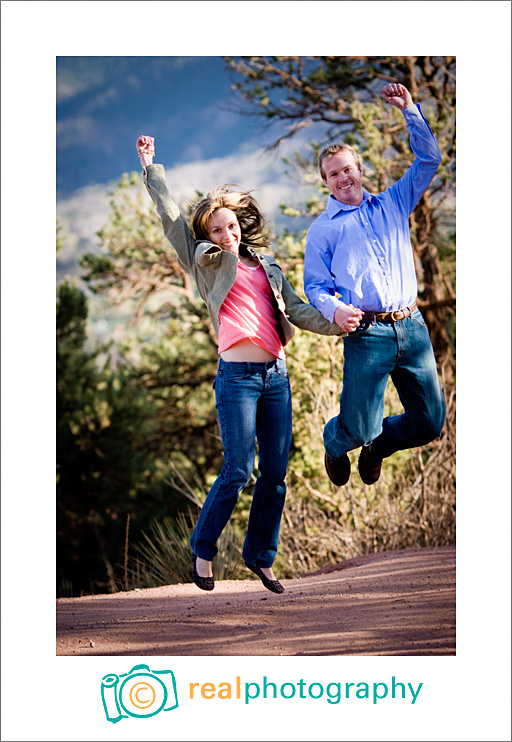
101, 664, 178, 723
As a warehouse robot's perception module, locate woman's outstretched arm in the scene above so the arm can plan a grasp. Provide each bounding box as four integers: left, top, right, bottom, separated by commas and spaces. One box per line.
135, 135, 198, 274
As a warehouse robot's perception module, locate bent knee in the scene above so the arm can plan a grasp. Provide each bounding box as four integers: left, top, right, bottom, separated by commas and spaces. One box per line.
430, 399, 447, 437
415, 409, 446, 445
220, 461, 253, 488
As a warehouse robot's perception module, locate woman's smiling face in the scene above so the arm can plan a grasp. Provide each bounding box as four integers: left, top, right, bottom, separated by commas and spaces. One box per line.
207, 208, 242, 255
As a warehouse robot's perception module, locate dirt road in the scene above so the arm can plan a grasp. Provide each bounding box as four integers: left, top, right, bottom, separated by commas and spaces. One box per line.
56, 545, 455, 656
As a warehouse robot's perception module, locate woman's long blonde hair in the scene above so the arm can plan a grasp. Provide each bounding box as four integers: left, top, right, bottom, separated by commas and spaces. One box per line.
192, 185, 269, 253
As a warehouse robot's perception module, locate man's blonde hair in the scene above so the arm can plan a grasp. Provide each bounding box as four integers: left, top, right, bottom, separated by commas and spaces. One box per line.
192, 185, 269, 250
318, 143, 362, 181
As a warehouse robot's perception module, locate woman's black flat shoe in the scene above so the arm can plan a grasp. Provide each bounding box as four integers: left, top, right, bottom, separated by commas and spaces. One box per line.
245, 562, 285, 594
192, 554, 214, 591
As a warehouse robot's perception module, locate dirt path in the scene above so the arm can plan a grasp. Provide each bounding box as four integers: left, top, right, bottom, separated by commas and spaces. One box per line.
56, 545, 455, 656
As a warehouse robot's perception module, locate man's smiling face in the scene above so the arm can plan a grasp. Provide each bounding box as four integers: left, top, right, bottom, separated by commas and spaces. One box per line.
322, 150, 364, 206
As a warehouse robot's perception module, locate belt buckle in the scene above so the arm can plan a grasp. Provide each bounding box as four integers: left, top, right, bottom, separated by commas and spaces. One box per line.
390, 309, 402, 321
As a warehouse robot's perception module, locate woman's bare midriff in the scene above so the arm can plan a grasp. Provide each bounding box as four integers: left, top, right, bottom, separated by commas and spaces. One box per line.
220, 338, 277, 362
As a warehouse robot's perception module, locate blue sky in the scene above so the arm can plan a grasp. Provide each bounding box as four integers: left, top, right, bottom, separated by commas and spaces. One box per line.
55, 55, 327, 286
57, 56, 273, 195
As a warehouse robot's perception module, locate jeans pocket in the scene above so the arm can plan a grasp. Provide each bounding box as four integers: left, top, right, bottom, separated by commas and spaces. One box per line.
223, 372, 252, 382
411, 310, 427, 328
215, 371, 252, 409
344, 320, 372, 339
218, 365, 252, 382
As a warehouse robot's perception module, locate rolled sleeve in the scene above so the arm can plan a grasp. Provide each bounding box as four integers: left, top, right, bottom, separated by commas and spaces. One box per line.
304, 227, 342, 323
394, 103, 442, 214
143, 164, 197, 273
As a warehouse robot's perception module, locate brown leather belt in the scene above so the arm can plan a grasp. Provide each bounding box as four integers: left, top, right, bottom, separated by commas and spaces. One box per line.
361, 303, 418, 322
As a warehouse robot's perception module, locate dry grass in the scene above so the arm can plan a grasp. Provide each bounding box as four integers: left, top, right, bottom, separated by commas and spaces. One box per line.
275, 379, 456, 577
124, 357, 455, 587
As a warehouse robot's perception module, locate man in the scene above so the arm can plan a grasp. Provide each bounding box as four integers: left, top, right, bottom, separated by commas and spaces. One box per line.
304, 82, 446, 486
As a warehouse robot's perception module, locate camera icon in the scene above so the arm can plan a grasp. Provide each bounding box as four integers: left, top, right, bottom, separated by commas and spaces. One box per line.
101, 664, 178, 723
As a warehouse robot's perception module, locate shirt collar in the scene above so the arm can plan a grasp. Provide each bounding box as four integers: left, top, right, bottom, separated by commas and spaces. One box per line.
326, 190, 372, 218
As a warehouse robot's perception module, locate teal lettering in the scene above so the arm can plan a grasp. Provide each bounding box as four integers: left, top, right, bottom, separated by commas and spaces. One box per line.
308, 683, 323, 699
356, 682, 369, 699
262, 677, 277, 699
408, 682, 423, 704
280, 682, 296, 699
245, 682, 260, 704
392, 676, 406, 699
326, 683, 341, 704
298, 680, 307, 699
345, 682, 355, 698
373, 683, 388, 704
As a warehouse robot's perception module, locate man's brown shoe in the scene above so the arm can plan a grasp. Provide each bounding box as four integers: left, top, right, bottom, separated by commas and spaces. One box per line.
324, 452, 351, 486
358, 443, 383, 485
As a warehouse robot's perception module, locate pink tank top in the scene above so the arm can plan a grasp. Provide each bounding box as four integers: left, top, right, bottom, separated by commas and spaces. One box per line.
218, 262, 285, 359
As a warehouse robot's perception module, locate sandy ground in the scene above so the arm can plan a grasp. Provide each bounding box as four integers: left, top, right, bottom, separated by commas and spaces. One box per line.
56, 545, 455, 657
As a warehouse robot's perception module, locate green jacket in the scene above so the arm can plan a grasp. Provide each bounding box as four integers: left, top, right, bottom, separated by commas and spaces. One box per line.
143, 164, 343, 345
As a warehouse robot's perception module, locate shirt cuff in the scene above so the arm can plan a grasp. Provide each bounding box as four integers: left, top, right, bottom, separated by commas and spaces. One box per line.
316, 295, 342, 324
403, 102, 420, 116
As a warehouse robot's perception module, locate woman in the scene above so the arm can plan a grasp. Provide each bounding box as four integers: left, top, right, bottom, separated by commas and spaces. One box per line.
136, 135, 342, 594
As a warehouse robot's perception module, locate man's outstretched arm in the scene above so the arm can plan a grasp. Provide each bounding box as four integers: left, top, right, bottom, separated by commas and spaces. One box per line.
380, 83, 441, 213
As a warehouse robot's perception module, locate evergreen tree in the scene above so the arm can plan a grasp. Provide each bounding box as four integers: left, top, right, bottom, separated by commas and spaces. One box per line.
224, 56, 456, 367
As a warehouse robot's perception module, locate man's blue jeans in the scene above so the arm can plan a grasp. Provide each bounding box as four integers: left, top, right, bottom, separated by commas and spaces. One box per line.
190, 358, 292, 568
324, 310, 446, 459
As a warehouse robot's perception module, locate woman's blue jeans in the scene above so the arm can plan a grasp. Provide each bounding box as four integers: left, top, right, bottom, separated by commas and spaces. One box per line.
323, 310, 446, 459
190, 358, 292, 568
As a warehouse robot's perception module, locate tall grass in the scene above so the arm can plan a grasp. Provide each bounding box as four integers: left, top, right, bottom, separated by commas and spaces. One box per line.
122, 359, 455, 591
124, 509, 245, 588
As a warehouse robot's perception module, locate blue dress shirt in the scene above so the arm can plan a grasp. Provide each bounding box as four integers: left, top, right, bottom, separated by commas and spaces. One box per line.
304, 104, 442, 322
